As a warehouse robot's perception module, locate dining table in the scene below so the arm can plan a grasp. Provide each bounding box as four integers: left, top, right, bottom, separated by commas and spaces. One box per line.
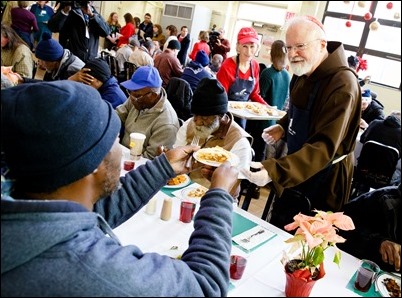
115, 150, 375, 297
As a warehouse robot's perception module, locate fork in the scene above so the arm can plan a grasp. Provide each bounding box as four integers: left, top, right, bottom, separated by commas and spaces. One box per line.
241, 229, 265, 243
186, 136, 200, 168
191, 135, 200, 146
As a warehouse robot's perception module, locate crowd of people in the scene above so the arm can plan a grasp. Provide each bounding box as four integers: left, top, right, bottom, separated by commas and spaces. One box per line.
1, 4, 401, 295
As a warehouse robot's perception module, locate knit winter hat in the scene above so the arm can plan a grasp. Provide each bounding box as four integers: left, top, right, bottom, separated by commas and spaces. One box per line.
362, 89, 372, 103
191, 78, 228, 116
1, 81, 121, 192
84, 58, 111, 83
195, 50, 210, 67
35, 32, 64, 61
167, 39, 181, 50
120, 65, 162, 91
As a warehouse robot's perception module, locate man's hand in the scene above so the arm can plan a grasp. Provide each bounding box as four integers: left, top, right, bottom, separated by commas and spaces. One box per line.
262, 124, 285, 145
240, 162, 272, 186
165, 145, 200, 174
68, 68, 94, 85
81, 3, 93, 17
359, 118, 369, 130
379, 240, 401, 272
210, 161, 239, 194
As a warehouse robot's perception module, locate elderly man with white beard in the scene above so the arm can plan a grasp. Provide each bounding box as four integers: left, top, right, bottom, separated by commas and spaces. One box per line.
241, 16, 362, 230
174, 77, 253, 199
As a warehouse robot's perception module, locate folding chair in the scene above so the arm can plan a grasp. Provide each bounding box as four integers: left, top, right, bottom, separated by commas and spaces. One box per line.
123, 61, 139, 81
350, 140, 400, 198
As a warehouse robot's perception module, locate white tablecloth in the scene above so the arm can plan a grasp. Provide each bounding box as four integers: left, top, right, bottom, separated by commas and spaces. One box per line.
112, 187, 361, 297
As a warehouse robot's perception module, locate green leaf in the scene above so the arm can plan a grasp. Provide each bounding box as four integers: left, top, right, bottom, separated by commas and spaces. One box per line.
312, 246, 324, 266
333, 250, 341, 267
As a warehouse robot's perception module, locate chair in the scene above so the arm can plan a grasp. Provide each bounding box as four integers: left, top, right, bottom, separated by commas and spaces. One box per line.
100, 50, 119, 78
165, 77, 193, 121
350, 140, 400, 198
123, 61, 139, 81
32, 60, 38, 79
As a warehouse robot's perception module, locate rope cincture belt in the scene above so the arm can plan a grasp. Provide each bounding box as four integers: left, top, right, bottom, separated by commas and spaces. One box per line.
332, 154, 348, 165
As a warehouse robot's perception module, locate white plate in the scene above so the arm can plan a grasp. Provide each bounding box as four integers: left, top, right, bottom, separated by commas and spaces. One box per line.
162, 174, 191, 189
376, 272, 401, 297
193, 148, 240, 167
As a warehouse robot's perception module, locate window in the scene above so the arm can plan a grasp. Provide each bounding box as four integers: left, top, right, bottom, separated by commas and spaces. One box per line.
323, 1, 401, 90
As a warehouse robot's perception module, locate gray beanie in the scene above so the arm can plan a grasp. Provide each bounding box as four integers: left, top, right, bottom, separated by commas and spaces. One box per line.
191, 78, 228, 116
1, 81, 121, 192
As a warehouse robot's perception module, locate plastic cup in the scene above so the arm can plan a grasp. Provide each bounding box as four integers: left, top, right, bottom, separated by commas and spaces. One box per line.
230, 255, 247, 280
129, 132, 146, 160
123, 160, 135, 171
354, 259, 380, 292
179, 200, 196, 223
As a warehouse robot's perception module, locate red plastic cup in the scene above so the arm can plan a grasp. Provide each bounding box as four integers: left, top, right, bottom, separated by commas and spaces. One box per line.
123, 160, 135, 171
354, 259, 380, 292
179, 201, 196, 223
230, 255, 247, 280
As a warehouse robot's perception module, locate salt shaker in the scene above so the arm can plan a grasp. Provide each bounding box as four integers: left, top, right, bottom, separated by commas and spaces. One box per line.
160, 197, 172, 221
145, 196, 157, 215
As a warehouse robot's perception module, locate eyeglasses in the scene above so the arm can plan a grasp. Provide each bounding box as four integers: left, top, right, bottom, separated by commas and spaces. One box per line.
285, 39, 322, 53
130, 91, 153, 101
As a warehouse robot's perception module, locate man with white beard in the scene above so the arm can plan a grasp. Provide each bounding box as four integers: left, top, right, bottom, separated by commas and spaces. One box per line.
174, 77, 253, 199
241, 16, 361, 229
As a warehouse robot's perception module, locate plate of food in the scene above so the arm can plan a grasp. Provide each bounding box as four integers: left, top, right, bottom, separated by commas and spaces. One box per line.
163, 174, 191, 189
193, 146, 239, 167
181, 185, 209, 202
376, 272, 401, 297
244, 103, 286, 118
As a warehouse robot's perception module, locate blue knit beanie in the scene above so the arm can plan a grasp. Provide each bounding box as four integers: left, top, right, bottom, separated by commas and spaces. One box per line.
1, 81, 121, 192
35, 32, 64, 61
195, 50, 210, 67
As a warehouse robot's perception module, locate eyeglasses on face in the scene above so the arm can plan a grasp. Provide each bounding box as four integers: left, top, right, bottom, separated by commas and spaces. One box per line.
129, 91, 154, 101
285, 39, 322, 53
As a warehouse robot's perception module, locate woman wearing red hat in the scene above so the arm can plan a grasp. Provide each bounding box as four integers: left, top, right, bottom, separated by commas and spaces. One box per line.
216, 26, 267, 129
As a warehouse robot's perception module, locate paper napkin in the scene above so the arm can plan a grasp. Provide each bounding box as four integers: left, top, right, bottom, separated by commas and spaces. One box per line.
232, 225, 276, 251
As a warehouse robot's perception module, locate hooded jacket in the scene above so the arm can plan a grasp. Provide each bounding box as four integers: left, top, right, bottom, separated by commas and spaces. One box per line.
263, 41, 362, 211
1, 154, 233, 297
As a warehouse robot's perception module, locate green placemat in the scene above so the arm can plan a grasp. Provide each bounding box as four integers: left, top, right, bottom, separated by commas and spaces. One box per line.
160, 182, 194, 197
346, 270, 381, 297
232, 212, 277, 253
232, 212, 258, 237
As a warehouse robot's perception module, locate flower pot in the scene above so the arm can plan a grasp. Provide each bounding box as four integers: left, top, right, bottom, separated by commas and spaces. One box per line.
284, 260, 325, 297
285, 271, 317, 297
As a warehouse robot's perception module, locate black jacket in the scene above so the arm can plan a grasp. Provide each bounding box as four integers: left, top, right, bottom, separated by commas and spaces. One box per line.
339, 184, 401, 272
362, 98, 385, 125
177, 34, 191, 66
48, 6, 110, 62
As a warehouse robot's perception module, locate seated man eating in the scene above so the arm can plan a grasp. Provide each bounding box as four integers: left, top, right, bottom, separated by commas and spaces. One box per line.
174, 77, 253, 198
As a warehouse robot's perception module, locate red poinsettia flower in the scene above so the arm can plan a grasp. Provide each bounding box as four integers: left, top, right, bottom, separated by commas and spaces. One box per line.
356, 57, 368, 72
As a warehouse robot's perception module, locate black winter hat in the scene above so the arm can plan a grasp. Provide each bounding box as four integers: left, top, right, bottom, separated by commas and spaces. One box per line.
84, 58, 111, 83
1, 80, 121, 192
191, 78, 228, 116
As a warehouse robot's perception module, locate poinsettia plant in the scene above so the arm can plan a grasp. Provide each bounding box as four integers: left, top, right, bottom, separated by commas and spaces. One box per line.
356, 56, 368, 72
281, 210, 355, 281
